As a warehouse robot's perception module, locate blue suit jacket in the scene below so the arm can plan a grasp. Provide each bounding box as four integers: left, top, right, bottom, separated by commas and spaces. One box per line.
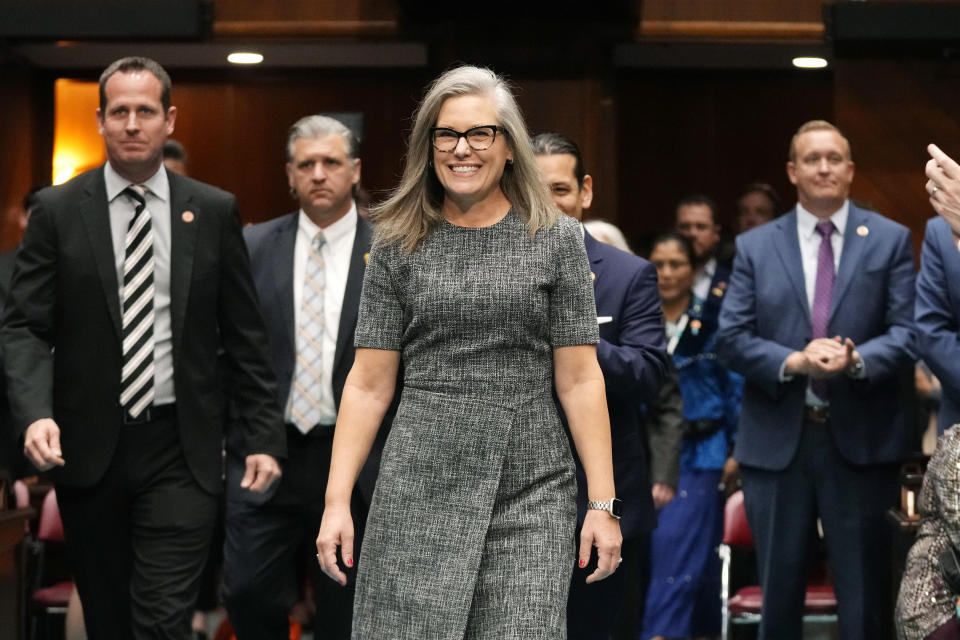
716, 204, 916, 471
574, 230, 669, 539
916, 216, 960, 433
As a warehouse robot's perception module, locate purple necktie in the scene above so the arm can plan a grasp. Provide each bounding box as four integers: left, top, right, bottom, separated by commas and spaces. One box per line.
811, 220, 835, 400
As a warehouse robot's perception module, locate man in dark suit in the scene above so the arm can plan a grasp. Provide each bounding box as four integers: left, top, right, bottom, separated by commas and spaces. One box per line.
716, 120, 916, 640
918, 143, 960, 434
675, 194, 731, 324
1, 57, 285, 639
222, 115, 376, 639
533, 132, 673, 640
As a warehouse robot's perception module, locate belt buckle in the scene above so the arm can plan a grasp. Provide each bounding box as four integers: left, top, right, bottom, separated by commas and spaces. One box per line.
122, 407, 151, 425
806, 405, 829, 424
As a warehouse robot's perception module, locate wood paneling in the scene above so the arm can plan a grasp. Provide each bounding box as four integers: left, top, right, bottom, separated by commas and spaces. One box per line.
834, 57, 960, 257
615, 68, 833, 253
640, 0, 822, 23
0, 71, 46, 252
165, 69, 429, 223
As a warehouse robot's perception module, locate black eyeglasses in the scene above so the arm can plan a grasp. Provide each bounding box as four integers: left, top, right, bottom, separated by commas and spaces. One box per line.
430, 125, 505, 152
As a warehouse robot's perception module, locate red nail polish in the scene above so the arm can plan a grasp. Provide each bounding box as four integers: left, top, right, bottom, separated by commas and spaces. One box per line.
346, 557, 354, 568
579, 559, 586, 568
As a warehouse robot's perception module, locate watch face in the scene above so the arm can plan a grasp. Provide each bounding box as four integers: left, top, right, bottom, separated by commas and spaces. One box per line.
611, 498, 623, 519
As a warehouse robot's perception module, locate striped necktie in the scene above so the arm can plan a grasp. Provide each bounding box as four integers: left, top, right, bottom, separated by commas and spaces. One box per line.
119, 185, 155, 419
290, 231, 326, 433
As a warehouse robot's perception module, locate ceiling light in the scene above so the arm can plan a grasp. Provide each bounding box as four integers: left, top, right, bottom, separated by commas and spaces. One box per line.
227, 52, 263, 65
792, 56, 828, 69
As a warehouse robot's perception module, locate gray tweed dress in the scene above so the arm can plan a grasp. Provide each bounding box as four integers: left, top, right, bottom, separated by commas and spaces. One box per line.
352, 211, 599, 639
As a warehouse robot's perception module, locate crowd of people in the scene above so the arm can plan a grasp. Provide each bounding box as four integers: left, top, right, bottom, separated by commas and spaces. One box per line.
3, 55, 960, 640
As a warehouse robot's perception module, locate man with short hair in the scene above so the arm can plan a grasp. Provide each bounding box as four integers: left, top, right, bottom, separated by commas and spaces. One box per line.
533, 132, 672, 639
716, 120, 916, 640
675, 194, 730, 324
222, 115, 378, 639
2, 56, 285, 638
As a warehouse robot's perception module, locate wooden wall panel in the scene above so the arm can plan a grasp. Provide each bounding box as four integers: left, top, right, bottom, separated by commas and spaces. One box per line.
834, 58, 960, 258
0, 72, 42, 252
615, 69, 833, 254
213, 0, 396, 22
640, 0, 822, 22
167, 70, 429, 223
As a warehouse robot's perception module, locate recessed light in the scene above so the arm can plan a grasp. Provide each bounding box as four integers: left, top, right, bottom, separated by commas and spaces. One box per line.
227, 52, 263, 65
792, 56, 828, 69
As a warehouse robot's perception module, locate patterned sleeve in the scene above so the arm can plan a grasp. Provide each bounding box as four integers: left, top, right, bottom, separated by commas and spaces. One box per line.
549, 218, 599, 347
354, 241, 404, 351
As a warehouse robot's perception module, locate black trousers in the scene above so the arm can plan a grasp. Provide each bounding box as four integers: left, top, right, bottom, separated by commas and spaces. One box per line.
567, 534, 648, 640
223, 426, 366, 640
57, 413, 218, 640
740, 419, 899, 640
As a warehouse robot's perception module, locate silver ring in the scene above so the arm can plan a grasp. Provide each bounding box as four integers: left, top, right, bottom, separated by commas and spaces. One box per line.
932, 185, 940, 196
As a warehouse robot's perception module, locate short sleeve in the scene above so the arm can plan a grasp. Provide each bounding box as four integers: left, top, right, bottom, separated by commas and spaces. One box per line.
549, 219, 599, 347
354, 242, 404, 351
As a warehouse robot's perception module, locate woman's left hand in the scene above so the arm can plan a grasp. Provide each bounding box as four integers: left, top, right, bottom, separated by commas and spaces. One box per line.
579, 509, 623, 584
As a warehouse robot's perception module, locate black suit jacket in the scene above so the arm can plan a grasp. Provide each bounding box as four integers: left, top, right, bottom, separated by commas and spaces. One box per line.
1, 166, 286, 493
239, 210, 386, 502
579, 231, 670, 539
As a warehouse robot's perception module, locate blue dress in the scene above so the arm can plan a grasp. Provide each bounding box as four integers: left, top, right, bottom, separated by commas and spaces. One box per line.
640, 296, 743, 639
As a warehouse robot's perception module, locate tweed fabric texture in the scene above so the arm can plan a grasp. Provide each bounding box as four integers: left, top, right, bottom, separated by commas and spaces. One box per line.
353, 212, 598, 639
896, 426, 960, 640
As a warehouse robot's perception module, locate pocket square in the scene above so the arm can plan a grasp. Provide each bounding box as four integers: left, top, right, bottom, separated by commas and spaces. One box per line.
597, 316, 613, 325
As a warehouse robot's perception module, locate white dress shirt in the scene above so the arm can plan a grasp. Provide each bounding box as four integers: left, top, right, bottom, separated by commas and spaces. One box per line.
285, 203, 358, 428
693, 256, 717, 302
104, 162, 175, 405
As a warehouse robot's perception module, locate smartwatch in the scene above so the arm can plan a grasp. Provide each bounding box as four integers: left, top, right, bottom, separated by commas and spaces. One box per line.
587, 498, 622, 520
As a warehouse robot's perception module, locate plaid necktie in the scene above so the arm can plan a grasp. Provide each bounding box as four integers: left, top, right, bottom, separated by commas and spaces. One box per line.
290, 231, 326, 433
119, 185, 155, 419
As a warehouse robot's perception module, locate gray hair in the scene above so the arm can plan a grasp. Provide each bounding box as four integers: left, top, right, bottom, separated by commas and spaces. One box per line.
285, 115, 359, 162
583, 220, 633, 254
370, 65, 559, 253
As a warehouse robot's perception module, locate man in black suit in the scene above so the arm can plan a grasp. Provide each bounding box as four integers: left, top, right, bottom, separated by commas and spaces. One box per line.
675, 194, 732, 323
1, 57, 285, 639
222, 115, 375, 639
533, 133, 673, 640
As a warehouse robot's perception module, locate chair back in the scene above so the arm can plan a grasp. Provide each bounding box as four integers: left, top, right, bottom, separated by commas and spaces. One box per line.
36, 489, 64, 543
722, 489, 754, 547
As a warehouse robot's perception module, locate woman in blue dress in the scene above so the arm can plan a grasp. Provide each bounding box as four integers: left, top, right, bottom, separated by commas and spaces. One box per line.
640, 232, 743, 640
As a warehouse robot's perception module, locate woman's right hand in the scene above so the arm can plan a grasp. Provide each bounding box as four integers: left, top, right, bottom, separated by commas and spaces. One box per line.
316, 502, 355, 586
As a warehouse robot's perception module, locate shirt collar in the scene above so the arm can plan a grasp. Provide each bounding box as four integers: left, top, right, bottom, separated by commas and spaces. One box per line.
104, 161, 169, 204
297, 201, 357, 245
796, 199, 849, 240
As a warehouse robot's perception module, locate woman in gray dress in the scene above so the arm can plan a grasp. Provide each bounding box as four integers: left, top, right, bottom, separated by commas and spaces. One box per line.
316, 65, 622, 639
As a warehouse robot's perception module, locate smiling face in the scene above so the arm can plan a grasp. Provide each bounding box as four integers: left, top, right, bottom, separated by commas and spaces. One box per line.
286, 133, 360, 227
535, 153, 592, 221
787, 129, 855, 217
650, 239, 695, 305
432, 93, 513, 212
97, 70, 176, 183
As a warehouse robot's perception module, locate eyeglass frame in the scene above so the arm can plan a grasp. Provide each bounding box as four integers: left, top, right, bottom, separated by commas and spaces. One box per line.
429, 125, 506, 152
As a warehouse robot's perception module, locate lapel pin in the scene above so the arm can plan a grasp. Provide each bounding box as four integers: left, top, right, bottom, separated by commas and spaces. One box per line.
590, 271, 596, 281
364, 252, 370, 265
690, 319, 702, 335
857, 225, 869, 237
711, 287, 725, 298
182, 210, 195, 223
